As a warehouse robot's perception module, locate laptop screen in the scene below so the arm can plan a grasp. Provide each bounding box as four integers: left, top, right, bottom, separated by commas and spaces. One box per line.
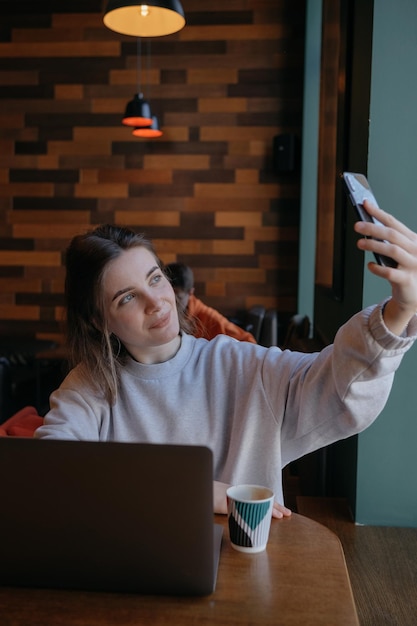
0, 438, 222, 595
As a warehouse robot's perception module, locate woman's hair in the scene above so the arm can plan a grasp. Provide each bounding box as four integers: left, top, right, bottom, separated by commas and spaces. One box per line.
64, 224, 191, 404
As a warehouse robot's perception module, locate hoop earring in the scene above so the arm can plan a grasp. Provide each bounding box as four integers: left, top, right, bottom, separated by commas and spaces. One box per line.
112, 334, 121, 358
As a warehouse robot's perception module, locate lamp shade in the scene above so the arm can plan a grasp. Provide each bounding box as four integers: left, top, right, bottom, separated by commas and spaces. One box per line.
132, 115, 163, 138
103, 1, 185, 37
122, 93, 152, 127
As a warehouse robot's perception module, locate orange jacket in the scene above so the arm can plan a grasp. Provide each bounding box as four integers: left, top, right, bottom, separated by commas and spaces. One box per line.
187, 295, 256, 343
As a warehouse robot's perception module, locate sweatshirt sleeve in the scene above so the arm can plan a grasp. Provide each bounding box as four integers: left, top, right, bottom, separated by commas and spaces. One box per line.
34, 366, 106, 441
272, 302, 417, 466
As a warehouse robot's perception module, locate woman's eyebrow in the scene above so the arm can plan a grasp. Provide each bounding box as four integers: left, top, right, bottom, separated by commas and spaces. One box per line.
111, 286, 134, 302
111, 265, 159, 302
146, 265, 159, 278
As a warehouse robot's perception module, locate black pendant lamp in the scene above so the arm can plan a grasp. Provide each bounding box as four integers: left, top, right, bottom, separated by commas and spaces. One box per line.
132, 115, 163, 138
122, 38, 152, 127
131, 40, 162, 137
122, 93, 152, 127
103, 1, 185, 38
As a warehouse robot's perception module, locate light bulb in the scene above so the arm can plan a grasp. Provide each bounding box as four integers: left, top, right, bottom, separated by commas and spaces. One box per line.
140, 5, 149, 17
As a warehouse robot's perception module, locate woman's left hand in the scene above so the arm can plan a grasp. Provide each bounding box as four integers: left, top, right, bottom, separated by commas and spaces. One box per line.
355, 200, 417, 335
213, 480, 292, 519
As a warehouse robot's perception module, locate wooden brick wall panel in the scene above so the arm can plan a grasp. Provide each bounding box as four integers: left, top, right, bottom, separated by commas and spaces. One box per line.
74, 183, 128, 198
179, 25, 290, 41
184, 198, 271, 212
0, 156, 37, 168
167, 112, 239, 126
105, 196, 184, 211
96, 169, 172, 184
0, 73, 38, 87
73, 127, 136, 142
12, 28, 88, 43
214, 268, 265, 283
155, 240, 211, 256
177, 254, 256, 271
187, 69, 238, 84
37, 156, 60, 168
0, 0, 305, 335
60, 155, 125, 168
0, 183, 54, 197
194, 183, 279, 199
139, 84, 227, 99
0, 278, 42, 292
215, 212, 262, 228
115, 211, 180, 227
0, 252, 61, 266
80, 170, 99, 184
199, 97, 247, 112
143, 155, 210, 170
245, 226, 299, 242
0, 42, 120, 58
51, 14, 106, 29
55, 85, 84, 99
235, 170, 259, 184
212, 241, 254, 255
205, 282, 226, 297
200, 126, 280, 141
26, 266, 64, 280
0, 305, 40, 321
48, 141, 113, 156
11, 224, 93, 240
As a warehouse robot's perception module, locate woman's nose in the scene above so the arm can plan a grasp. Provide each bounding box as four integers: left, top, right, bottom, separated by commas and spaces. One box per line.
144, 292, 161, 313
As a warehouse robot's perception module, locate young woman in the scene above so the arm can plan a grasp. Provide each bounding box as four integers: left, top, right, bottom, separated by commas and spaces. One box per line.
35, 201, 417, 517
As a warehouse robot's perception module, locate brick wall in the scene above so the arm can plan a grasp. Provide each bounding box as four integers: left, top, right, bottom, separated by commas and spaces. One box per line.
0, 0, 305, 341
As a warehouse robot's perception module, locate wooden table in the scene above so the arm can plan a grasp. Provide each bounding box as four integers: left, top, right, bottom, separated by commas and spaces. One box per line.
0, 513, 359, 626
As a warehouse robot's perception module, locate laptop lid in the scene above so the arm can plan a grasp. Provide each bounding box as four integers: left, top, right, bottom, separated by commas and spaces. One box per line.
0, 438, 222, 595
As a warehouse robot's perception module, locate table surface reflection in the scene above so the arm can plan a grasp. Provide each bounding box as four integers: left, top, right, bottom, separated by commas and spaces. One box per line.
0, 513, 359, 626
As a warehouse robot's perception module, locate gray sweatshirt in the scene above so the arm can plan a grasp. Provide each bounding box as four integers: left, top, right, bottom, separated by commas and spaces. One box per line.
35, 302, 417, 504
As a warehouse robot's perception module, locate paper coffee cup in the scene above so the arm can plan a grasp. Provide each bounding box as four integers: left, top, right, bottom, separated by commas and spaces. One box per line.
226, 484, 274, 553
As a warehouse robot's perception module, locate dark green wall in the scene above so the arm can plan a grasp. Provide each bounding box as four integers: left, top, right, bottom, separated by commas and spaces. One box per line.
301, 0, 417, 526
355, 0, 417, 527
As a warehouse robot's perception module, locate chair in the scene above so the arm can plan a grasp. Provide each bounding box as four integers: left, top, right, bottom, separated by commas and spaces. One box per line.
245, 306, 266, 343
231, 306, 278, 347
281, 314, 310, 350
281, 314, 323, 352
259, 309, 278, 347
0, 357, 13, 423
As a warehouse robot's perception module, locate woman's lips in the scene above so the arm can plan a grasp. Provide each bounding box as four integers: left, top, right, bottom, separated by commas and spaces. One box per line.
149, 311, 170, 329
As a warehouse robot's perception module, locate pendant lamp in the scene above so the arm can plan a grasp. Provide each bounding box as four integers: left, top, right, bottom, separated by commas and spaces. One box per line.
103, 1, 185, 37
122, 38, 152, 127
132, 115, 163, 138
131, 40, 163, 138
122, 93, 152, 127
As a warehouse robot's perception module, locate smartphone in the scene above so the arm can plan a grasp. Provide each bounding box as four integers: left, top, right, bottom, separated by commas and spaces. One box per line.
342, 171, 397, 268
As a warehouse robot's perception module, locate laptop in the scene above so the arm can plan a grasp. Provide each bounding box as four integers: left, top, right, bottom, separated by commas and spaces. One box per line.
0, 438, 223, 595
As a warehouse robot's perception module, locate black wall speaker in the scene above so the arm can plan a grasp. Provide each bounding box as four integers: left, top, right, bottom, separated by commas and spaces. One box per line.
273, 134, 298, 173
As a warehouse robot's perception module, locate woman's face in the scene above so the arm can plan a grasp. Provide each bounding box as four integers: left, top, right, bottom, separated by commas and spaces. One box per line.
102, 246, 180, 363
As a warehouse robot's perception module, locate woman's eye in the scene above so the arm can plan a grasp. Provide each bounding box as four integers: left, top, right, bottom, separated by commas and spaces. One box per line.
150, 273, 162, 285
120, 293, 134, 305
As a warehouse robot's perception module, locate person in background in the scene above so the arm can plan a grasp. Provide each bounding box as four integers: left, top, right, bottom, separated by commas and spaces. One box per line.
34, 201, 417, 519
165, 262, 257, 343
